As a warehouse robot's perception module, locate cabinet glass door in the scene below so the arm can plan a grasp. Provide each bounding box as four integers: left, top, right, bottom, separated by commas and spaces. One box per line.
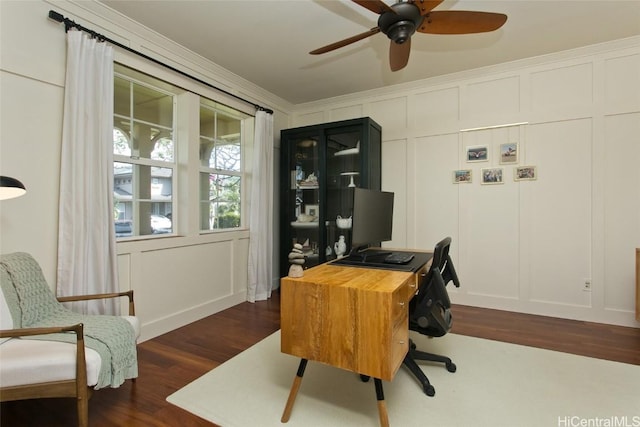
287, 134, 321, 268
325, 126, 361, 260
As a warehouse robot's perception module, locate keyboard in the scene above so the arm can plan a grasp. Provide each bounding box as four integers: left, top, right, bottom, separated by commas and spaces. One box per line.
383, 252, 415, 265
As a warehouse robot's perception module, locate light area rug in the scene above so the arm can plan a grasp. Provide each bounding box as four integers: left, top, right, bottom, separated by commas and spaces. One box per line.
167, 330, 639, 427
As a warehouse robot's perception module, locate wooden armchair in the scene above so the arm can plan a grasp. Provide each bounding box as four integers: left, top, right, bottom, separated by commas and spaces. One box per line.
0, 253, 139, 427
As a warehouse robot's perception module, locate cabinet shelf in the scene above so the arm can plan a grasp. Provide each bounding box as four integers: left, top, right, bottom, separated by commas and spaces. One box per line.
290, 221, 319, 228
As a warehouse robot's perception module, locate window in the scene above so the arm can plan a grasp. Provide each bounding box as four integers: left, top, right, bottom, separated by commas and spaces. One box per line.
199, 101, 249, 231
112, 64, 254, 240
113, 70, 176, 238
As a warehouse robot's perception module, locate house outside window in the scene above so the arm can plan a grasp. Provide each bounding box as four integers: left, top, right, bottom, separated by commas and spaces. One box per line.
113, 71, 176, 238
199, 101, 249, 231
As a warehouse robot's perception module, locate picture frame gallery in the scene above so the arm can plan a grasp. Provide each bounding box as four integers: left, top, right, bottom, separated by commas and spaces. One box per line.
456, 142, 536, 185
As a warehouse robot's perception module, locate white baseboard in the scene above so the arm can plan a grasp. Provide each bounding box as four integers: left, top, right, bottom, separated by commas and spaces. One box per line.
137, 292, 247, 342
452, 293, 639, 328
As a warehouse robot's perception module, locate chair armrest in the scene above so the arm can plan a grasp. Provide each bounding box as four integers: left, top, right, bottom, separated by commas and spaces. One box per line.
0, 323, 84, 339
0, 323, 88, 398
57, 290, 135, 315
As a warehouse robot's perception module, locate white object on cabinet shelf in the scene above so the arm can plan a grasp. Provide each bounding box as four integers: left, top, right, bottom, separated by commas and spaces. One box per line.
334, 141, 360, 157
340, 172, 359, 188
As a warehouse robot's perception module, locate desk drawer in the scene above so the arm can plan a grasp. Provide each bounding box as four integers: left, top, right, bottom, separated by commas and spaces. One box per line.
392, 283, 412, 317
390, 319, 409, 373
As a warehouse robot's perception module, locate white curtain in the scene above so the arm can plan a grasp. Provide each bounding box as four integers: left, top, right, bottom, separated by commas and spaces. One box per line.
57, 30, 119, 315
247, 110, 274, 302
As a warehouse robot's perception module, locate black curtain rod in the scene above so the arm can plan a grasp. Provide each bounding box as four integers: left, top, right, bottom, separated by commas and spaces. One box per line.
48, 10, 274, 115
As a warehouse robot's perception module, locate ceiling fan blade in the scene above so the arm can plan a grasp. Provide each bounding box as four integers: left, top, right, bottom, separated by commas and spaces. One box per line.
352, 0, 395, 15
389, 38, 411, 71
310, 27, 381, 55
408, 0, 444, 16
417, 11, 508, 34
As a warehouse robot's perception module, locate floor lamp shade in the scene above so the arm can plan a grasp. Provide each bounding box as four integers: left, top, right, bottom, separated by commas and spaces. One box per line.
0, 176, 27, 200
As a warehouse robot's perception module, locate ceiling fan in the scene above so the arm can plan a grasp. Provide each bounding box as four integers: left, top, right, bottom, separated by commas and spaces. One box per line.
310, 0, 507, 71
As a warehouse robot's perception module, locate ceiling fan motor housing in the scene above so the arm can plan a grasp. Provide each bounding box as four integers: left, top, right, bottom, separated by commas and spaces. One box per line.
378, 2, 423, 44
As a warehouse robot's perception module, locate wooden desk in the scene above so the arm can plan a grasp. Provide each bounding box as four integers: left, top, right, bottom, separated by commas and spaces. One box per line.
280, 256, 430, 427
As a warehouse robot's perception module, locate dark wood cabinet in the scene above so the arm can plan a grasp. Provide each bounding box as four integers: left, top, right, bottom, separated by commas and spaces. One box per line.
279, 117, 382, 277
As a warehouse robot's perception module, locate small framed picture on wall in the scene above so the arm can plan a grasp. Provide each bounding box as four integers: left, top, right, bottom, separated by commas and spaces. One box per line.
514, 166, 537, 181
500, 143, 518, 164
481, 168, 504, 184
453, 169, 472, 183
466, 145, 488, 162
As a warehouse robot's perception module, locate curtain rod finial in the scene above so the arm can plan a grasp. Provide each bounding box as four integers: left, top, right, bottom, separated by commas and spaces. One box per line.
48, 10, 64, 23
256, 106, 274, 115
48, 10, 77, 32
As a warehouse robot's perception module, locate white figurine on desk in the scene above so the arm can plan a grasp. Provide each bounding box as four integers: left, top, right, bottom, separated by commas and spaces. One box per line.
288, 243, 305, 277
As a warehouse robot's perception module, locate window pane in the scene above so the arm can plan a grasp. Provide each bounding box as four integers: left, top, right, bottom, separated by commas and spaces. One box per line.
199, 106, 242, 170
116, 121, 174, 162
151, 136, 174, 162
132, 82, 173, 128
113, 127, 132, 156
113, 162, 173, 237
114, 162, 133, 236
200, 105, 215, 139
200, 137, 242, 169
139, 202, 172, 235
200, 172, 241, 230
114, 76, 130, 116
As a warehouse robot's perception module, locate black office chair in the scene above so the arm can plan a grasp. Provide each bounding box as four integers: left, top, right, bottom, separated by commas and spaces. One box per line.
403, 236, 460, 397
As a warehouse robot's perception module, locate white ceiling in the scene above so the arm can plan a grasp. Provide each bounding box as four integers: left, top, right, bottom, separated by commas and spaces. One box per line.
100, 0, 640, 105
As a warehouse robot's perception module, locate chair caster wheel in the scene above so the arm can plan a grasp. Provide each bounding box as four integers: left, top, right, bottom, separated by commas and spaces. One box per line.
410, 342, 417, 350
446, 362, 457, 373
424, 384, 435, 396
360, 374, 370, 382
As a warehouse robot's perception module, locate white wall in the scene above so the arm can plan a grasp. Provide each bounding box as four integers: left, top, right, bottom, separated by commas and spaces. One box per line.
0, 0, 292, 341
291, 38, 640, 327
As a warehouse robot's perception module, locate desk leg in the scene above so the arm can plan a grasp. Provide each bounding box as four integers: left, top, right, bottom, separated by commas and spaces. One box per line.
374, 378, 389, 427
281, 358, 308, 423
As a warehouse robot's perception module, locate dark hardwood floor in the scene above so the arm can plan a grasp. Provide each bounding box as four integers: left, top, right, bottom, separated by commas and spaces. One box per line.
2, 290, 638, 426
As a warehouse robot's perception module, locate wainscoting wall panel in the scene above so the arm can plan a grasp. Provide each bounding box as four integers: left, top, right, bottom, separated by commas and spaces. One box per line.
119, 236, 249, 341
382, 138, 409, 249
525, 119, 593, 306
603, 113, 640, 313
370, 96, 408, 132
603, 52, 640, 114
530, 62, 594, 118
412, 134, 459, 251
412, 86, 460, 135
330, 104, 364, 123
465, 75, 521, 125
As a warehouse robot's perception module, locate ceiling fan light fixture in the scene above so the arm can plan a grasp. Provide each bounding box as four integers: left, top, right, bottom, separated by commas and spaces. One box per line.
387, 20, 415, 44
378, 2, 423, 44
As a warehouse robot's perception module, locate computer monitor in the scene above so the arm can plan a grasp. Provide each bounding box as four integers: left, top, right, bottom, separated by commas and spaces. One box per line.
350, 188, 394, 253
